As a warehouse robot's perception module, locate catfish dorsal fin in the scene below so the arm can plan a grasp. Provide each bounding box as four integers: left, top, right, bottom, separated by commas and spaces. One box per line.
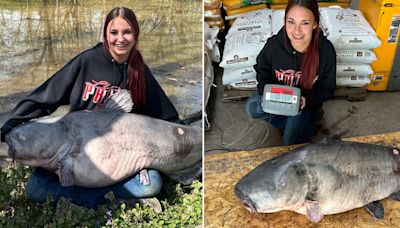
101, 89, 133, 113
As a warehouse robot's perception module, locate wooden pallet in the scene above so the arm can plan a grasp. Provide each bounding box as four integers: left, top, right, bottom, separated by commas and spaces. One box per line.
222, 86, 255, 102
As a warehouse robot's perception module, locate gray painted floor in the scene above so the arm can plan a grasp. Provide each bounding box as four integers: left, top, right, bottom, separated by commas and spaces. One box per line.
205, 64, 400, 154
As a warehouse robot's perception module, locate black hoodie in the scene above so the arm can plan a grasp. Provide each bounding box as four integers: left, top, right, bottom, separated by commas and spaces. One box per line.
1, 42, 180, 131
254, 27, 336, 110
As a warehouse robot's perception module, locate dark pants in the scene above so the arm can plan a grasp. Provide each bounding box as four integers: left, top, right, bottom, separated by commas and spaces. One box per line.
245, 92, 322, 145
25, 168, 162, 208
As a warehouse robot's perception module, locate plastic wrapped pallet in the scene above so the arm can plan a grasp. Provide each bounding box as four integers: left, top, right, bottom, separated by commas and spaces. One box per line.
206, 18, 225, 30
205, 7, 224, 30
204, 51, 213, 130
205, 8, 223, 21
205, 51, 214, 108
205, 1, 225, 30
221, 9, 272, 90
319, 7, 382, 89
204, 25, 221, 63
319, 7, 381, 50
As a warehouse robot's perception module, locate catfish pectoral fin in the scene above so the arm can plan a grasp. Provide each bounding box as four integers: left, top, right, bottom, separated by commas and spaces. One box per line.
364, 201, 384, 219
59, 159, 74, 187
389, 191, 400, 201
306, 202, 324, 223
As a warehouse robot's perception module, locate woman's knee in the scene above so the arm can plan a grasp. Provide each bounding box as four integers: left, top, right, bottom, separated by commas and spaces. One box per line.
245, 92, 263, 118
26, 175, 49, 203
283, 111, 320, 145
116, 169, 163, 198
25, 168, 60, 203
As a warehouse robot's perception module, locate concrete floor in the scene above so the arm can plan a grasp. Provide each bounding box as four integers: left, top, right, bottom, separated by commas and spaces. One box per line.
205, 64, 400, 154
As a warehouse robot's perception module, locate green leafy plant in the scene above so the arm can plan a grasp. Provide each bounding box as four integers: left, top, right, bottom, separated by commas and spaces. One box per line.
0, 163, 202, 227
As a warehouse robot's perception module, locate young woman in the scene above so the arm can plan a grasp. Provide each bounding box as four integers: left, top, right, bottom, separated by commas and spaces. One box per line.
0, 7, 180, 209
245, 0, 336, 145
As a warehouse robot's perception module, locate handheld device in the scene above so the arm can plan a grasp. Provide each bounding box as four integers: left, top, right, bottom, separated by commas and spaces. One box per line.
261, 84, 301, 116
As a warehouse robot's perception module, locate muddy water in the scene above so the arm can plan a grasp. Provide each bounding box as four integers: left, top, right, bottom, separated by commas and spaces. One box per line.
0, 0, 202, 116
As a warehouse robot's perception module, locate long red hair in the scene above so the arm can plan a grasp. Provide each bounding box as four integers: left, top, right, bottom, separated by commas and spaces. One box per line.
285, 0, 320, 91
103, 7, 146, 110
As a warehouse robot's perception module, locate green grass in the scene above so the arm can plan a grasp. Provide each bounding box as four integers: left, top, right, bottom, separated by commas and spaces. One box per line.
0, 163, 202, 227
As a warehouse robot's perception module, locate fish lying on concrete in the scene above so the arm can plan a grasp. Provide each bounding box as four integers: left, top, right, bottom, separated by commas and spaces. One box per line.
234, 137, 400, 223
0, 89, 202, 188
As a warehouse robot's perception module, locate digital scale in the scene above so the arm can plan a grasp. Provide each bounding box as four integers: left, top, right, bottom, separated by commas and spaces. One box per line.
261, 84, 301, 116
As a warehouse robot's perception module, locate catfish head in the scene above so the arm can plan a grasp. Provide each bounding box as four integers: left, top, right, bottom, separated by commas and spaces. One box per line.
5, 116, 67, 168
4, 89, 133, 168
234, 153, 311, 214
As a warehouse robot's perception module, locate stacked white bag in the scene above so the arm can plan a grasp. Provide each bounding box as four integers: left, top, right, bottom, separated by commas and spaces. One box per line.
271, 9, 285, 36
220, 9, 272, 89
319, 6, 381, 88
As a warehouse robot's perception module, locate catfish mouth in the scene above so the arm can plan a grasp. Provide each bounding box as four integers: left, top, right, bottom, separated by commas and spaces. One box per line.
241, 198, 257, 213
235, 185, 257, 213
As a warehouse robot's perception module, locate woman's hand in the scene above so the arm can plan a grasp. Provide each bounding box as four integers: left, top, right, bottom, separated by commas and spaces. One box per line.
300, 96, 306, 110
140, 169, 151, 186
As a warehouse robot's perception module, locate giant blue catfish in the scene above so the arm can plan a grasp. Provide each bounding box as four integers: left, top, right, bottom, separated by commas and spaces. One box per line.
234, 138, 400, 222
1, 90, 202, 188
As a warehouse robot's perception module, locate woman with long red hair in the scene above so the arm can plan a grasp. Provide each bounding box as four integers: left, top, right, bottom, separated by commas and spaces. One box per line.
0, 7, 179, 210
245, 0, 336, 145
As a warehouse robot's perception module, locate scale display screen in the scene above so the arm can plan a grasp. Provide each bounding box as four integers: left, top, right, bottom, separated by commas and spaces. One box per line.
261, 84, 301, 116
265, 92, 297, 104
